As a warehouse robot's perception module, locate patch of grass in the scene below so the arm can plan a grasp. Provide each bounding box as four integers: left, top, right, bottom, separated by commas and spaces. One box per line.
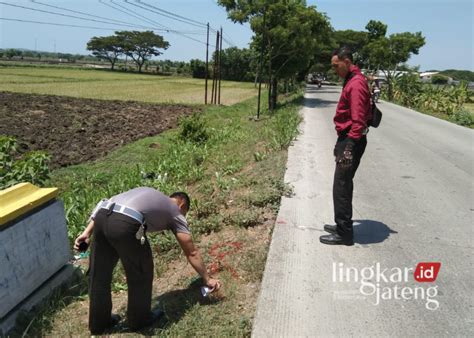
0, 66, 257, 105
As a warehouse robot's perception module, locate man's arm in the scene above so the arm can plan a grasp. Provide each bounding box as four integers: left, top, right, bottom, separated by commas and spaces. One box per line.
348, 79, 371, 140
175, 232, 221, 290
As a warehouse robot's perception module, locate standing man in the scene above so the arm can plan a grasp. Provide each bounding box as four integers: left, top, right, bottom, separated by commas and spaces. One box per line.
320, 47, 372, 246
74, 187, 221, 334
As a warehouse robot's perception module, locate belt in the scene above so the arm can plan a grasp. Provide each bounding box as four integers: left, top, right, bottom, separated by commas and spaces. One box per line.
99, 200, 144, 224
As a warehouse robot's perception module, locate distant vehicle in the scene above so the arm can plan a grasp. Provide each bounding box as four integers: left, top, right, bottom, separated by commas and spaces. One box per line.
372, 87, 381, 103
307, 73, 323, 88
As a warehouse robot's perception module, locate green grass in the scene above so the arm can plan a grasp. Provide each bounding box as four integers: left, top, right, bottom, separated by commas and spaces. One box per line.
0, 65, 257, 105
464, 102, 474, 114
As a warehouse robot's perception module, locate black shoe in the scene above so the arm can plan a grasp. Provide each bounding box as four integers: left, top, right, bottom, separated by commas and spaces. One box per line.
90, 314, 121, 335
144, 308, 164, 327
323, 224, 337, 234
319, 233, 354, 246
150, 308, 164, 323
129, 308, 164, 331
110, 313, 121, 327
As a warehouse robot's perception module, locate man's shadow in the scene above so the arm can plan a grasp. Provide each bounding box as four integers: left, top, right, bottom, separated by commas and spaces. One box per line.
353, 219, 397, 245
112, 278, 219, 335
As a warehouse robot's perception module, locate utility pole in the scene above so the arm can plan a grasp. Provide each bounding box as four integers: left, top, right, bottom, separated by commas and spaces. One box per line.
205, 23, 210, 104
218, 27, 223, 105
212, 31, 219, 104
257, 9, 266, 119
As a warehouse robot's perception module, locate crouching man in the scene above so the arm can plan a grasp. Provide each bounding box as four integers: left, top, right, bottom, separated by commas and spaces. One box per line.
74, 187, 221, 334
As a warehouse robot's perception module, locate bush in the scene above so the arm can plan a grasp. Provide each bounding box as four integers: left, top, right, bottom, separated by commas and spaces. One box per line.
0, 136, 51, 189
179, 113, 209, 144
449, 110, 474, 127
431, 74, 449, 85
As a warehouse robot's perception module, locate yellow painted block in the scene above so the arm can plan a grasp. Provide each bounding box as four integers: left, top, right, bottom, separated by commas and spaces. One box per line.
0, 183, 58, 226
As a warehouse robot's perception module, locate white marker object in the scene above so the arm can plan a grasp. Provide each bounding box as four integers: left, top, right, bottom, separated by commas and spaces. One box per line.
201, 286, 212, 297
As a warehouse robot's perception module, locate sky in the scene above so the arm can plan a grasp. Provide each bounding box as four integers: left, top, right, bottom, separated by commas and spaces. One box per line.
0, 0, 472, 71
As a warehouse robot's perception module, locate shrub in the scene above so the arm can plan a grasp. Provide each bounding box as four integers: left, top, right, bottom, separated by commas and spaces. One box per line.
431, 74, 449, 85
0, 136, 51, 189
449, 110, 474, 127
179, 113, 209, 144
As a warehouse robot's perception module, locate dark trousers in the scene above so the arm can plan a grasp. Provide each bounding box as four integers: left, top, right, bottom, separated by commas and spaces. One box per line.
333, 135, 367, 239
89, 210, 153, 334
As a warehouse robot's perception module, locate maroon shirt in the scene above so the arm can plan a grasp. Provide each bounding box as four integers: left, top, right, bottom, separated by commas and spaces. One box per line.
334, 65, 372, 140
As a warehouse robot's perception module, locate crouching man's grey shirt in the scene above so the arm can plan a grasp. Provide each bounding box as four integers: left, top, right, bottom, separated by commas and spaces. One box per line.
92, 187, 190, 234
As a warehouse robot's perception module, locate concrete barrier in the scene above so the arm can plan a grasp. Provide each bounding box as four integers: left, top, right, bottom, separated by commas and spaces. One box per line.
0, 183, 73, 335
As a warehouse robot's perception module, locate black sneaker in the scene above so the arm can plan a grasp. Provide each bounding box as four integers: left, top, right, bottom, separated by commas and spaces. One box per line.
319, 233, 354, 246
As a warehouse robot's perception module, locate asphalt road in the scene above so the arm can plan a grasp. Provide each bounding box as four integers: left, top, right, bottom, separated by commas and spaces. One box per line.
252, 85, 474, 337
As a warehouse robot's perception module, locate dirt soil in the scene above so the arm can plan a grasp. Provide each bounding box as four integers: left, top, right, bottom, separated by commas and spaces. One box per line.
0, 91, 199, 168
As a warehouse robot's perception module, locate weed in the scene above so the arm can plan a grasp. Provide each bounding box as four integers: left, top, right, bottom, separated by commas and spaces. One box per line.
0, 135, 51, 189
191, 214, 224, 235
179, 113, 209, 144
227, 208, 261, 228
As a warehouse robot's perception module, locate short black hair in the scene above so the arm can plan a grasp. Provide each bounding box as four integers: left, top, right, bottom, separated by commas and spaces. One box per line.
333, 46, 353, 62
170, 191, 191, 211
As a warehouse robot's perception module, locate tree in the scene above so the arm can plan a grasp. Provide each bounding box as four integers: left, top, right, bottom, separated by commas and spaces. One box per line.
218, 47, 255, 82
365, 20, 387, 41
218, 0, 331, 110
189, 59, 206, 78
366, 31, 425, 99
116, 31, 169, 73
87, 35, 123, 70
5, 49, 16, 59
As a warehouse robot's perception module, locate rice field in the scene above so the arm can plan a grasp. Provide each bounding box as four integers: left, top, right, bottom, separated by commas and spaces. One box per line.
0, 65, 257, 105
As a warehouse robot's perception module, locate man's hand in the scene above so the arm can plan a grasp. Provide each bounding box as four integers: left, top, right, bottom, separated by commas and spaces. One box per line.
73, 220, 94, 251
74, 233, 90, 251
337, 139, 355, 169
206, 277, 221, 292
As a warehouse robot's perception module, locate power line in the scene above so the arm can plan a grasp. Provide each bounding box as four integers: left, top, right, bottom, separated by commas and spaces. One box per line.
0, 17, 125, 31
29, 0, 146, 28
122, 1, 235, 47
0, 1, 153, 30
137, 1, 236, 47
106, 0, 168, 30
113, 1, 208, 45
138, 0, 209, 28
125, 0, 208, 31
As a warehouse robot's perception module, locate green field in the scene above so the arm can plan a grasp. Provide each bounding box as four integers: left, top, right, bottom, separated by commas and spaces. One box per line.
0, 65, 257, 105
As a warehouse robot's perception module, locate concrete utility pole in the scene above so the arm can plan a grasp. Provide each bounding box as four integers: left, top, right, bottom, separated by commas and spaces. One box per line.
205, 23, 210, 105
212, 31, 219, 104
257, 9, 266, 119
218, 27, 223, 105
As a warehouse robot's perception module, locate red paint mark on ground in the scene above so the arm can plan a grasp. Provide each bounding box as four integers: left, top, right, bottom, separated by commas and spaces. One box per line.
207, 241, 242, 279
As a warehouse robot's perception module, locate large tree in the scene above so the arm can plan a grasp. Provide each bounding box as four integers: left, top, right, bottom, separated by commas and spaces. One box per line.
218, 0, 331, 110
115, 31, 170, 73
365, 31, 425, 99
86, 35, 123, 70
